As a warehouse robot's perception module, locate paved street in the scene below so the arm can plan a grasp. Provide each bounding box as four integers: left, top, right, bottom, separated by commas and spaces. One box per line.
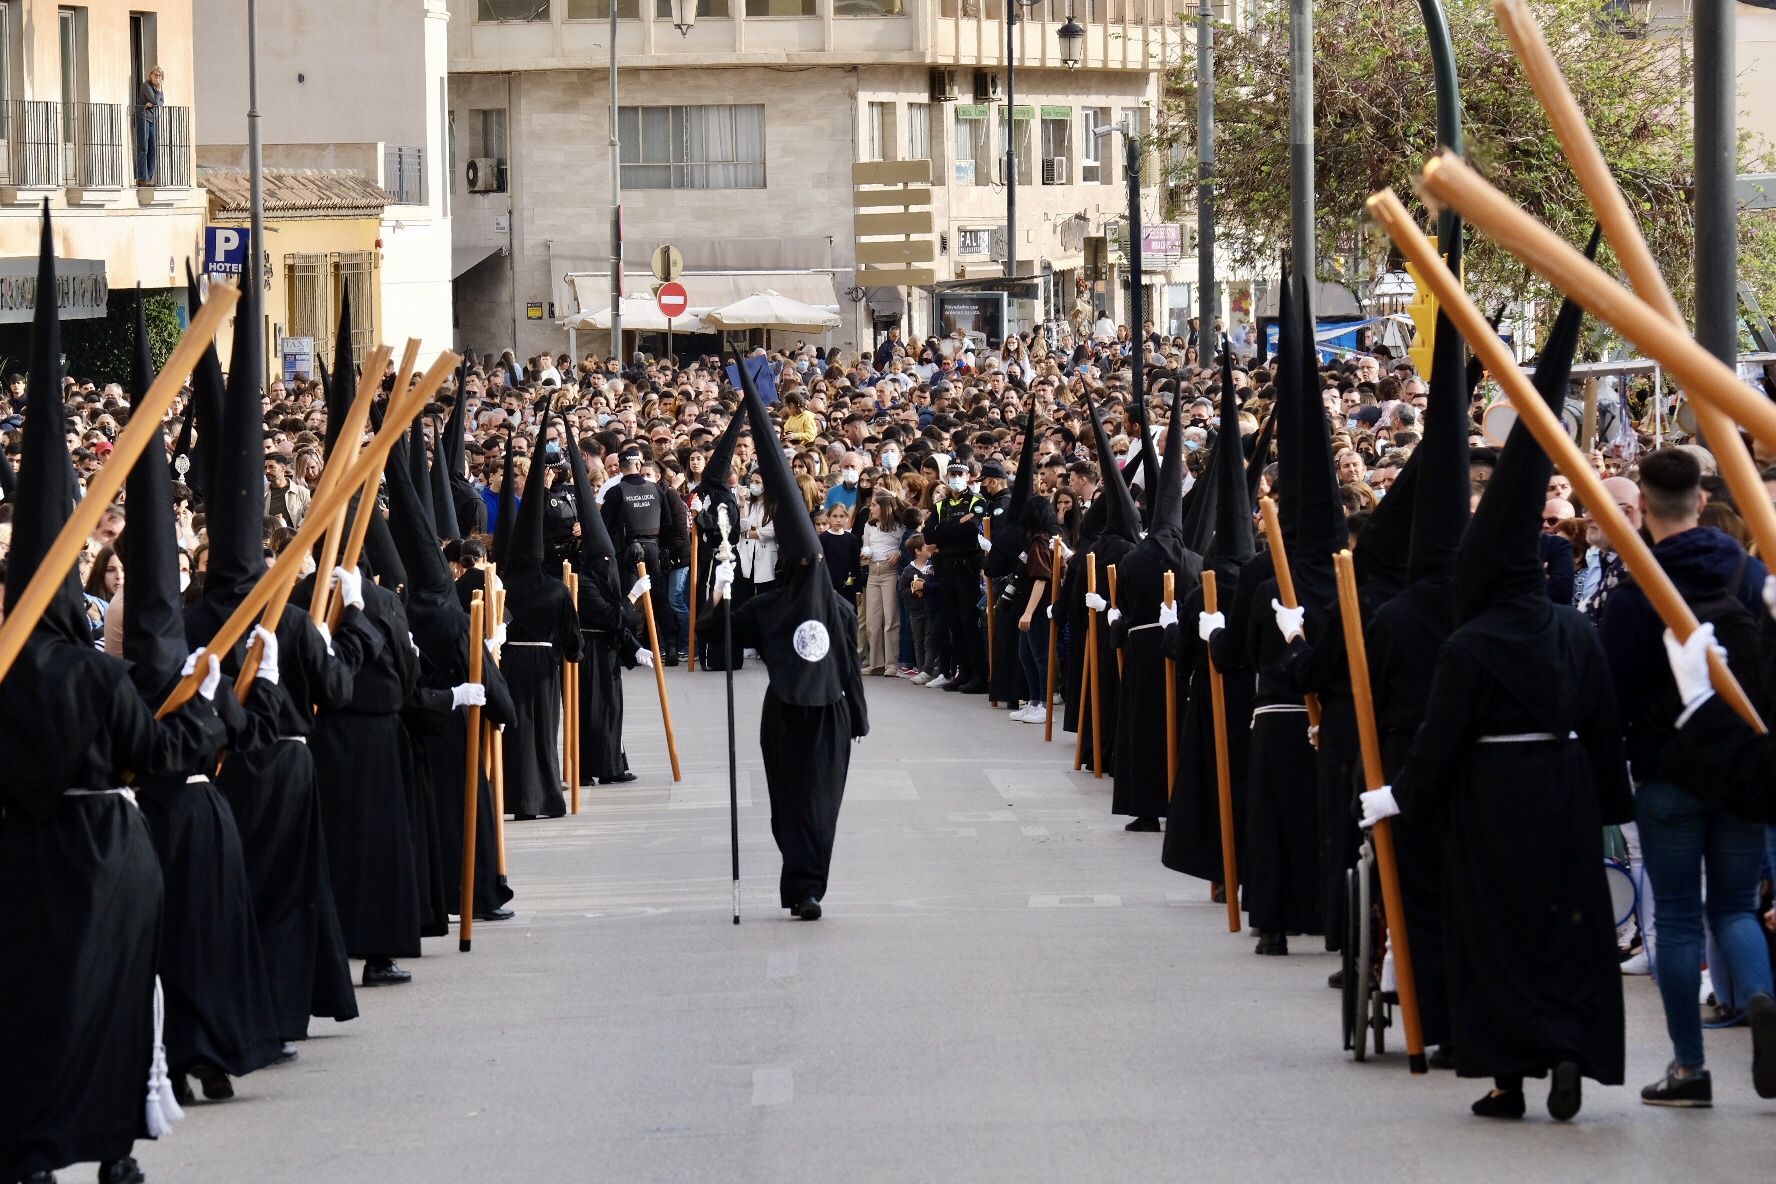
140, 663, 1770, 1184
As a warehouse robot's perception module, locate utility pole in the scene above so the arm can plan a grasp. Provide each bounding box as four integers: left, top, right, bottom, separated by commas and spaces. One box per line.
1196, 0, 1215, 360
246, 0, 265, 355
609, 6, 624, 363
1126, 128, 1143, 404
1696, 1, 1736, 365
1288, 0, 1315, 290
1006, 7, 1019, 289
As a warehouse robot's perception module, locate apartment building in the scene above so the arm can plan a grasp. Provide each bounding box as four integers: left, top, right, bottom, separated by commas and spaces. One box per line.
450, 0, 1189, 359
191, 0, 454, 361
0, 0, 202, 352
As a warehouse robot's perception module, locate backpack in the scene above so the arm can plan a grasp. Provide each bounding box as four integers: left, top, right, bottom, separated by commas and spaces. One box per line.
1628, 550, 1764, 733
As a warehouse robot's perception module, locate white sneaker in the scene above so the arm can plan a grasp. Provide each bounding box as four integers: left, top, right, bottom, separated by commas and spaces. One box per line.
910, 672, 931, 685
1014, 704, 1047, 723
1620, 950, 1650, 976
926, 673, 950, 689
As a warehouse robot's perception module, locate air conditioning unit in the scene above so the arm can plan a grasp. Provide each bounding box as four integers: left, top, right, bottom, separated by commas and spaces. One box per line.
1042, 157, 1070, 186
973, 71, 1002, 103
466, 157, 503, 194
929, 69, 959, 103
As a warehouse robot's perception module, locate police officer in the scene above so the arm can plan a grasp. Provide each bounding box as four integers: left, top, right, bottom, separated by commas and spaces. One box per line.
924, 459, 988, 694
980, 461, 1012, 521
601, 443, 687, 665
539, 436, 580, 572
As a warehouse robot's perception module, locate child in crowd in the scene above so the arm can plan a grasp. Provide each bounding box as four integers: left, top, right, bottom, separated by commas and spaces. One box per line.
901, 533, 944, 685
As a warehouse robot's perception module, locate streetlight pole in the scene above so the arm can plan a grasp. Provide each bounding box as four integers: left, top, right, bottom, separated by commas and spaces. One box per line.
1195, 0, 1214, 360
1125, 126, 1144, 404
1696, 0, 1736, 365
1287, 0, 1314, 289
246, 0, 265, 339
1006, 7, 1020, 288
609, 5, 624, 363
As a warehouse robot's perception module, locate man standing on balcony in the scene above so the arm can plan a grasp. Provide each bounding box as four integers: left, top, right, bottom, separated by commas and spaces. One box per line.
135, 65, 164, 187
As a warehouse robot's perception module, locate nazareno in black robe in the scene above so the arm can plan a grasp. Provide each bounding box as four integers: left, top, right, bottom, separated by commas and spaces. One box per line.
1108, 538, 1202, 821
501, 568, 585, 818
0, 640, 227, 1182
576, 553, 643, 782
1392, 602, 1631, 1085
1161, 574, 1255, 883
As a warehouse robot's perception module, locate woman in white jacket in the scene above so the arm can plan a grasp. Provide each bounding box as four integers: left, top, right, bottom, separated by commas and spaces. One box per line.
736, 476, 779, 639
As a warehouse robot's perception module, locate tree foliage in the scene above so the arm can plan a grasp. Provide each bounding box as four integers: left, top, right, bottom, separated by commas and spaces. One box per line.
1160, 0, 1776, 334
62, 290, 185, 387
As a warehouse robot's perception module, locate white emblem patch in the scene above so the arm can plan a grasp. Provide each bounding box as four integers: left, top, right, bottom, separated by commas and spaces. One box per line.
792, 620, 830, 662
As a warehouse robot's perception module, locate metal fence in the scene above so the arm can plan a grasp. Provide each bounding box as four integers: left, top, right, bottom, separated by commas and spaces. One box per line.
0, 100, 181, 189
0, 100, 65, 188
383, 144, 424, 205
65, 102, 127, 188
153, 105, 192, 188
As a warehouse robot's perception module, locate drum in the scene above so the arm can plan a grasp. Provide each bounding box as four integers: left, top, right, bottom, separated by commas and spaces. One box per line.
1605, 857, 1639, 929
1481, 400, 1518, 447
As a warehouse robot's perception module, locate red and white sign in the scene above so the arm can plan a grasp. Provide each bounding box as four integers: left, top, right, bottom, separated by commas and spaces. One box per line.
656, 281, 689, 319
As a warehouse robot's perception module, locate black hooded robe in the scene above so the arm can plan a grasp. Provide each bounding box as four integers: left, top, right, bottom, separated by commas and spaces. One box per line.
501, 571, 585, 818
1110, 552, 1202, 820
576, 561, 642, 783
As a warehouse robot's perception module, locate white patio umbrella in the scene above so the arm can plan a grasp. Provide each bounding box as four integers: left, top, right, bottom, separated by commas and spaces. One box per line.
702, 289, 841, 332
562, 294, 710, 333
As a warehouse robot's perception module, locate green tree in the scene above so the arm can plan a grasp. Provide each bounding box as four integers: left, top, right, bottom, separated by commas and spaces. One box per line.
1161, 0, 1775, 335
62, 290, 185, 387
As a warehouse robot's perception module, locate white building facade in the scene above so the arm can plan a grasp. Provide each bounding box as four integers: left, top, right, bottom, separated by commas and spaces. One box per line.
450, 0, 1186, 360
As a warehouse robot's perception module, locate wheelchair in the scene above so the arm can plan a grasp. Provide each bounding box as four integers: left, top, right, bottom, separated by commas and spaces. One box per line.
1341, 836, 1395, 1061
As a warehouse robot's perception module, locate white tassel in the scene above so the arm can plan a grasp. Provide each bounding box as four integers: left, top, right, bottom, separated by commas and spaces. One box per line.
1380, 946, 1398, 996
144, 975, 184, 1138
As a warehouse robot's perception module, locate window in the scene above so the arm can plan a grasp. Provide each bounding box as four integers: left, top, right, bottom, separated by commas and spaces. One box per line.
567, 0, 640, 17
285, 252, 331, 361
1080, 106, 1109, 184
654, 0, 730, 16
440, 80, 452, 216
745, 0, 815, 14
618, 104, 765, 190
834, 0, 907, 13
128, 11, 156, 108
476, 0, 549, 19
384, 145, 424, 205
58, 7, 87, 108
998, 106, 1032, 186
906, 102, 931, 164
475, 108, 508, 162
0, 3, 11, 145
866, 102, 891, 162
954, 106, 989, 186
1040, 110, 1070, 185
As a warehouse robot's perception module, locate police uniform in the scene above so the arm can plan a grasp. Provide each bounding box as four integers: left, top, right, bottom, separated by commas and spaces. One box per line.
923, 485, 988, 689
601, 471, 686, 661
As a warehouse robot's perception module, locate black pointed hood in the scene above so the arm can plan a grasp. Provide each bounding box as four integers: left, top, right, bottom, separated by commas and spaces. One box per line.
1409, 219, 1473, 584
202, 273, 267, 608
358, 491, 407, 592
503, 394, 554, 578
442, 359, 471, 480
321, 287, 354, 459
737, 356, 820, 566
1285, 269, 1343, 611
1454, 229, 1596, 624
1205, 347, 1256, 575
491, 427, 516, 568
121, 289, 188, 697
1083, 387, 1141, 544
386, 430, 452, 612
1151, 376, 1188, 537
427, 414, 460, 541
1008, 400, 1039, 520
556, 405, 623, 602
4, 204, 86, 647
1353, 454, 1417, 595
184, 262, 227, 504
1244, 402, 1277, 508
0, 439, 15, 502
698, 402, 746, 501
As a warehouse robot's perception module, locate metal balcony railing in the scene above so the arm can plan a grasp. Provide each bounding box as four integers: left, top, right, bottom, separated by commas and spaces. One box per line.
65, 102, 128, 188
152, 105, 192, 188
0, 100, 66, 188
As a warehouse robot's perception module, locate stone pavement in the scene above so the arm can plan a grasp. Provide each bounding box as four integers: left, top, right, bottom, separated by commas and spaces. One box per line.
134, 663, 1771, 1183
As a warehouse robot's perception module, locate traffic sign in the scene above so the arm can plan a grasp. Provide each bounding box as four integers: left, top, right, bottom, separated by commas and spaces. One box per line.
656, 281, 689, 319
651, 244, 684, 282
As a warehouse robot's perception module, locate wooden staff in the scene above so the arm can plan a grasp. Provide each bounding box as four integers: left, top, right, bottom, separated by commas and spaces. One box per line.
687, 522, 699, 672
1367, 189, 1764, 729
1044, 537, 1063, 742
984, 517, 996, 703
1088, 553, 1104, 779
491, 580, 508, 873
158, 351, 457, 716
1107, 564, 1123, 676
568, 569, 581, 814
637, 560, 683, 781
1163, 570, 1178, 792
563, 560, 576, 812
1487, 2, 1776, 561
1203, 569, 1241, 934
1334, 550, 1426, 1074
1258, 496, 1322, 733
459, 594, 486, 952
0, 284, 236, 685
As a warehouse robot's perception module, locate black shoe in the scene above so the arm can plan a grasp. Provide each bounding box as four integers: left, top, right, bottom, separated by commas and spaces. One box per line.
1210, 883, 1226, 904
512, 813, 540, 822
361, 960, 412, 987
1471, 1089, 1526, 1120
1428, 1046, 1456, 1071
272, 1042, 299, 1065
98, 1159, 145, 1184
1641, 1063, 1712, 1107
957, 679, 988, 694
192, 1063, 234, 1101
1749, 992, 1776, 1099
474, 907, 515, 922
663, 653, 680, 667
942, 678, 966, 692
794, 897, 822, 921
602, 771, 638, 784
1326, 969, 1344, 990
1123, 816, 1160, 832
1547, 1059, 1582, 1121
23, 1171, 56, 1183
171, 1073, 194, 1107
1254, 931, 1288, 956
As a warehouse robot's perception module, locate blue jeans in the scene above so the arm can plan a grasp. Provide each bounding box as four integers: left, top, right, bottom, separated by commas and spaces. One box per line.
135, 117, 157, 183
1638, 777, 1774, 1067
1017, 611, 1049, 707
668, 566, 689, 656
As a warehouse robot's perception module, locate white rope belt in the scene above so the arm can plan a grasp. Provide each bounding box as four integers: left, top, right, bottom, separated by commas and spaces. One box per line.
1252, 704, 1308, 721
506, 641, 553, 648
185, 774, 209, 785
1475, 731, 1575, 744
65, 787, 138, 806
277, 735, 307, 745
1128, 621, 1163, 633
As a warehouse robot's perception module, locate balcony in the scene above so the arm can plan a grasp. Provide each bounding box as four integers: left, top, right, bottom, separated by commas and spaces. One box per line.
0, 100, 191, 202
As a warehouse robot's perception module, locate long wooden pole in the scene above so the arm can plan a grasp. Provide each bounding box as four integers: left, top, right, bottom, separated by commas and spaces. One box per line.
984, 517, 996, 703
1258, 497, 1322, 732
1043, 537, 1062, 742
0, 284, 236, 685
569, 567, 582, 814
1108, 564, 1123, 676
491, 579, 508, 874
1163, 569, 1178, 793
1367, 189, 1764, 730
687, 522, 699, 672
1088, 554, 1103, 779
1335, 550, 1427, 1073
158, 351, 456, 716
563, 560, 577, 813
637, 560, 683, 781
459, 594, 486, 952
1203, 570, 1241, 933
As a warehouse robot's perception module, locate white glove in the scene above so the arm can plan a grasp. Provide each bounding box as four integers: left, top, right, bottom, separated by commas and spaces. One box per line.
450, 682, 487, 710
691, 493, 707, 514
1271, 598, 1306, 644
977, 533, 993, 553
1159, 601, 1179, 630
407, 631, 420, 657
1764, 573, 1776, 622
332, 565, 365, 610
182, 650, 223, 702
1663, 623, 1723, 713
315, 620, 333, 655
636, 648, 656, 669
1046, 604, 1054, 620
714, 561, 736, 600
492, 622, 508, 648
1358, 785, 1401, 829
1106, 607, 1122, 627
1308, 723, 1321, 747
1198, 610, 1225, 642
252, 625, 280, 686
628, 574, 653, 603
1084, 591, 1108, 613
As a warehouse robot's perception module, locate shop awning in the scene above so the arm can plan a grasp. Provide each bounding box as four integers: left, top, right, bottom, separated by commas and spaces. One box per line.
453, 243, 502, 279
567, 270, 838, 319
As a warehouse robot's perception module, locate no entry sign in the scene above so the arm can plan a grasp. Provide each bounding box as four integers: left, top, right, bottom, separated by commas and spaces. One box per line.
656, 281, 688, 319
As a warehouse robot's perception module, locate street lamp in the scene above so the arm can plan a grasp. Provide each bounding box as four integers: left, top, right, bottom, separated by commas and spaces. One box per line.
670, 0, 696, 36
1004, 2, 1086, 324
1097, 118, 1148, 400
1058, 16, 1085, 68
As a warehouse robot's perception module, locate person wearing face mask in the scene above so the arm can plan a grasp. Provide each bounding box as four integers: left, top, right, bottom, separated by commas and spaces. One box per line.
922, 460, 989, 694
824, 452, 866, 514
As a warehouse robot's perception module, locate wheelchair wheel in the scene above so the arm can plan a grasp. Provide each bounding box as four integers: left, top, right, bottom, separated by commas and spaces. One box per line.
1351, 852, 1374, 1063
1341, 866, 1361, 1054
